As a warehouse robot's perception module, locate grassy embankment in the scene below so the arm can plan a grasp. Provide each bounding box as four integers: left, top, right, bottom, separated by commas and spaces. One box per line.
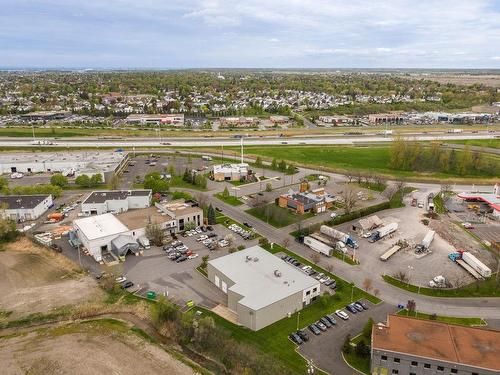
395, 309, 486, 326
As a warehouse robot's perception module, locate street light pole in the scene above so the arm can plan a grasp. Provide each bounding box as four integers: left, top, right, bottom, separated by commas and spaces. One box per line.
296, 311, 301, 331
407, 265, 414, 287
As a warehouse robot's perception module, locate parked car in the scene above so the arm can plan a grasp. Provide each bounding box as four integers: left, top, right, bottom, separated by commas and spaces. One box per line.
176, 255, 188, 263
316, 321, 327, 331
296, 330, 309, 342
188, 254, 199, 259
329, 280, 337, 289
308, 324, 321, 335
320, 317, 332, 328
243, 222, 252, 228
356, 300, 369, 310
115, 276, 126, 283
353, 302, 364, 312
289, 333, 303, 345
326, 314, 337, 325
346, 304, 358, 314
120, 281, 134, 289
335, 309, 349, 320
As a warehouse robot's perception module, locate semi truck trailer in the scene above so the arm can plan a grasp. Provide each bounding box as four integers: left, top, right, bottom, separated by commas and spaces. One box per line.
320, 225, 358, 248
416, 230, 435, 253
448, 251, 491, 279
303, 236, 333, 256
368, 223, 398, 242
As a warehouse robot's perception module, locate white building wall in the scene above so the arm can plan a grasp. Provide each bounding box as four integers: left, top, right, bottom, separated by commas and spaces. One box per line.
105, 200, 129, 214
127, 194, 151, 209
0, 195, 53, 221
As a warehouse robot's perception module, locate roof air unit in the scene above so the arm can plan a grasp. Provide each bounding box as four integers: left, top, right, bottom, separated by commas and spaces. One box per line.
274, 270, 282, 277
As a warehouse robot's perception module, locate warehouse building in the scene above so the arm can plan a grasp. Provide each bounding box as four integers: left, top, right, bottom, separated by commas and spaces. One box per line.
20, 110, 71, 121
125, 114, 184, 126
81, 189, 152, 215
371, 315, 500, 375
212, 163, 250, 182
207, 246, 320, 331
0, 195, 53, 222
0, 151, 127, 182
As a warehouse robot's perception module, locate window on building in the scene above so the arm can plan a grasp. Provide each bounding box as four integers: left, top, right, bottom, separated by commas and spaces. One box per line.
410, 373, 416, 375
392, 370, 399, 375
306, 290, 310, 296
381, 356, 387, 361
411, 361, 418, 366
437, 366, 444, 372
424, 364, 431, 369
472, 373, 478, 375
394, 358, 400, 363
312, 287, 317, 292
450, 370, 457, 374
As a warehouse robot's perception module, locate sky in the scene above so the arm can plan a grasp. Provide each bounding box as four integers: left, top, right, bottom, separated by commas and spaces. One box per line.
1, 0, 499, 69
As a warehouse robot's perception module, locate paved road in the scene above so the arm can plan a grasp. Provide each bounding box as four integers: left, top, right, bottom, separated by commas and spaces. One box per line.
0, 132, 497, 147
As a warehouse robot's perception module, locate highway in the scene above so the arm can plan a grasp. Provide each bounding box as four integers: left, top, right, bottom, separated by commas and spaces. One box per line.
0, 132, 496, 148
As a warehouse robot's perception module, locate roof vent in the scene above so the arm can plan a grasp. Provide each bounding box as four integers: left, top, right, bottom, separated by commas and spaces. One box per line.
245, 255, 252, 262
253, 257, 259, 262
274, 270, 282, 277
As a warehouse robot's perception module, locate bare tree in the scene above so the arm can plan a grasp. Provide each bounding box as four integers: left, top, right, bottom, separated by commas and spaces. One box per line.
345, 174, 354, 183
406, 299, 417, 315
341, 186, 359, 214
196, 193, 208, 209
354, 172, 363, 184
383, 185, 398, 201
373, 288, 380, 298
395, 179, 406, 193
393, 270, 409, 283
310, 252, 320, 264
362, 278, 373, 292
326, 264, 334, 273
109, 173, 121, 190
146, 223, 165, 246
282, 238, 290, 249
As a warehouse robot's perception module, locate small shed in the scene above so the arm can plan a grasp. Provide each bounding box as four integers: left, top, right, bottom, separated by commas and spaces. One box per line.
111, 235, 140, 257
357, 215, 383, 231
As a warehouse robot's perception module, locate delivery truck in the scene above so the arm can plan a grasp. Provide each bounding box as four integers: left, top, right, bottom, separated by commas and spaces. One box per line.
304, 236, 333, 256
320, 225, 358, 248
368, 223, 398, 243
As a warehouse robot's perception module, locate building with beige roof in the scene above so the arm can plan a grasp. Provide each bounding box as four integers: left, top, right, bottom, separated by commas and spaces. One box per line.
371, 315, 500, 375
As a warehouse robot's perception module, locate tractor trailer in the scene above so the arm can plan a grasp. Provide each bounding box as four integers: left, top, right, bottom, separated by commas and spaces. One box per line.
320, 225, 358, 248
368, 223, 398, 243
303, 236, 333, 256
448, 251, 491, 279
416, 230, 435, 253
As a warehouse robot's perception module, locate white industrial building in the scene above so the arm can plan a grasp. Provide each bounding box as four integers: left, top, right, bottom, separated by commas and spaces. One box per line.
125, 114, 184, 126
212, 163, 249, 181
0, 195, 53, 222
207, 246, 320, 331
0, 151, 127, 182
81, 190, 152, 215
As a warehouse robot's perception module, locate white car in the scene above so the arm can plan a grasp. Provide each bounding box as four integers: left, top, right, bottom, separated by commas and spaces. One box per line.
335, 309, 349, 320
115, 276, 127, 283
218, 240, 229, 247
197, 235, 208, 242
330, 212, 337, 219
361, 232, 372, 238
319, 276, 330, 284
188, 253, 199, 259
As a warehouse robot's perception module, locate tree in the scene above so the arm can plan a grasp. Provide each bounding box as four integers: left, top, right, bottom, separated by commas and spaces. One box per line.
255, 156, 263, 167
0, 217, 18, 243
406, 299, 417, 315
362, 278, 373, 292
75, 175, 91, 188
271, 158, 277, 170
342, 334, 352, 354
207, 204, 216, 225
355, 340, 370, 358
458, 145, 473, 176
341, 187, 358, 214
50, 173, 68, 188
109, 173, 121, 190
90, 174, 103, 187
146, 223, 165, 246
222, 186, 230, 198
373, 288, 380, 298
144, 172, 169, 193
265, 182, 272, 192
200, 255, 209, 270
310, 252, 320, 264
362, 317, 374, 339
282, 238, 290, 249
0, 177, 7, 192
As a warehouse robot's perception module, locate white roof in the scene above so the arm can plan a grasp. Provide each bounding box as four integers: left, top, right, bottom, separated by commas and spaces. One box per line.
209, 246, 319, 311
213, 163, 248, 174
74, 213, 129, 240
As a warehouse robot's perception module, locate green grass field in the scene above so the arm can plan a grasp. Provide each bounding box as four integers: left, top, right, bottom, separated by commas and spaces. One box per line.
343, 351, 370, 375
246, 204, 314, 228
383, 274, 500, 297
396, 310, 485, 326
445, 138, 500, 149
218, 145, 500, 181
214, 193, 243, 206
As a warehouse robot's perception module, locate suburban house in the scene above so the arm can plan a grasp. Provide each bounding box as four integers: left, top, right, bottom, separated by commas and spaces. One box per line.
0, 195, 53, 222
81, 189, 152, 215
207, 246, 320, 331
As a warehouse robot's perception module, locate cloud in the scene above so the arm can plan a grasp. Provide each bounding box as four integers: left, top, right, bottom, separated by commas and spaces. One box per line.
0, 0, 499, 68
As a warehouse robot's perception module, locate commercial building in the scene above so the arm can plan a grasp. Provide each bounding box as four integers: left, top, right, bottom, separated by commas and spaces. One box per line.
155, 200, 203, 232
368, 113, 404, 124
0, 151, 127, 182
125, 114, 184, 126
207, 246, 320, 331
279, 186, 335, 214
457, 184, 500, 219
372, 314, 500, 375
81, 190, 152, 215
269, 115, 290, 124
0, 195, 53, 222
212, 163, 250, 182
20, 111, 71, 121
317, 115, 354, 126
219, 117, 258, 127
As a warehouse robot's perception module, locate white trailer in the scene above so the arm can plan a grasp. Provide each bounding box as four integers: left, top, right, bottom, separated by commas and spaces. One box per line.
201, 155, 213, 161
304, 236, 333, 256
320, 225, 358, 248
369, 223, 398, 242
462, 252, 491, 278
416, 230, 435, 252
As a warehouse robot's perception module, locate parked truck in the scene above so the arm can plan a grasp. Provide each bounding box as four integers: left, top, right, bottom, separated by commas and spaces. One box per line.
416, 230, 435, 253
448, 251, 491, 279
368, 223, 398, 243
320, 225, 358, 248
303, 236, 333, 256
138, 236, 151, 249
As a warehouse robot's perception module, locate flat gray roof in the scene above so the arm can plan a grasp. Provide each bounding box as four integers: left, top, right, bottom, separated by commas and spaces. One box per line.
0, 195, 50, 210
83, 190, 151, 204
209, 246, 319, 311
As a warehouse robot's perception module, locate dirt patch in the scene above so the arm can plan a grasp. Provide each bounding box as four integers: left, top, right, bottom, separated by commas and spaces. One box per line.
0, 321, 197, 375
0, 238, 102, 319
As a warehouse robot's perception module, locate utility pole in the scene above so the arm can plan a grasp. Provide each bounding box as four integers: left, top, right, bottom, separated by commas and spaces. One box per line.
240, 137, 244, 164
296, 311, 301, 330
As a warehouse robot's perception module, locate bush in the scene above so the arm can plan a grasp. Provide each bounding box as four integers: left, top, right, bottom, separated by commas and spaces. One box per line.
50, 173, 68, 188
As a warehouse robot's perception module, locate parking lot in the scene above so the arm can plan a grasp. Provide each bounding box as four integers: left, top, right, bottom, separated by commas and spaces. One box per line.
296, 301, 396, 375
122, 223, 259, 307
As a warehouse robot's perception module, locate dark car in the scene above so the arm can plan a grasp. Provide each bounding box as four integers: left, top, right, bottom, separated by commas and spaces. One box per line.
329, 280, 337, 289
176, 256, 188, 263
353, 303, 364, 312
346, 304, 358, 314
320, 317, 332, 328
207, 226, 213, 231
169, 253, 181, 260
120, 281, 134, 289
243, 222, 253, 228
215, 207, 222, 212
308, 324, 321, 335
325, 314, 337, 325
289, 333, 303, 345
257, 192, 264, 196
356, 301, 369, 310
296, 330, 309, 342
